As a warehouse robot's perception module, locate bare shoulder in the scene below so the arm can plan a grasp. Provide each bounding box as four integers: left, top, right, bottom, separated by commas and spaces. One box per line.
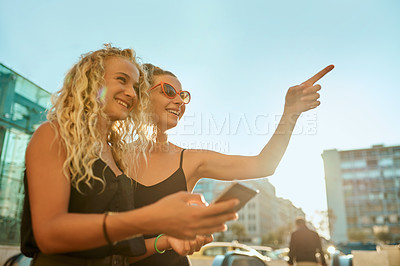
26, 121, 64, 160
31, 121, 59, 138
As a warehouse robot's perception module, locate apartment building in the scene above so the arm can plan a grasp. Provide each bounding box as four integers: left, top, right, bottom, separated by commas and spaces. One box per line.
322, 144, 400, 243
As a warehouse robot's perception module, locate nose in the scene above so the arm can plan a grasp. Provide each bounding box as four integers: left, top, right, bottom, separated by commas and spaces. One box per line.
123, 86, 137, 100
172, 94, 184, 106
123, 86, 138, 107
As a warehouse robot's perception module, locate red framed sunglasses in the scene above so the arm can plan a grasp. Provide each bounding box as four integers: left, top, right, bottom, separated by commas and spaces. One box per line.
149, 82, 191, 104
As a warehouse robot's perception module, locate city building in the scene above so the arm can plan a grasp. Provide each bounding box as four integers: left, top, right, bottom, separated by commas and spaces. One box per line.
0, 63, 51, 245
322, 144, 400, 243
193, 178, 304, 244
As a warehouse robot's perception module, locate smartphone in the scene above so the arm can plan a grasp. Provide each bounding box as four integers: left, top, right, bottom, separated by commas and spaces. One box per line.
211, 181, 259, 212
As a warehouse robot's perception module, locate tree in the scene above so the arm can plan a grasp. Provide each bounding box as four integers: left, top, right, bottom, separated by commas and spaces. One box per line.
375, 232, 392, 243
348, 228, 368, 242
262, 223, 293, 248
230, 222, 246, 242
262, 232, 280, 248
312, 209, 336, 239
215, 231, 225, 242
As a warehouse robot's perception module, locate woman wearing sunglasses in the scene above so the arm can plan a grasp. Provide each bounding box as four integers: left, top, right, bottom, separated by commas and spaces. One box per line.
127, 63, 334, 266
21, 46, 239, 266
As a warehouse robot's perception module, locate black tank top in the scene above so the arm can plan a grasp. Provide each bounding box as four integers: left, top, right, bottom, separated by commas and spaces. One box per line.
21, 159, 146, 259
131, 149, 189, 266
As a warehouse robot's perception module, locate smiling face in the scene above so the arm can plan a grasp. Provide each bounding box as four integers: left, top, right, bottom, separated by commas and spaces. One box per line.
150, 74, 186, 131
102, 56, 140, 121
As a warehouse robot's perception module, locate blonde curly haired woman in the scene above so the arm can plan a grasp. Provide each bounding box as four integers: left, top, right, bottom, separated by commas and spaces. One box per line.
20, 45, 239, 266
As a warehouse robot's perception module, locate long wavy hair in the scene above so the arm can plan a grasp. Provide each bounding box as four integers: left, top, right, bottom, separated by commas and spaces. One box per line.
141, 63, 177, 143
47, 44, 152, 192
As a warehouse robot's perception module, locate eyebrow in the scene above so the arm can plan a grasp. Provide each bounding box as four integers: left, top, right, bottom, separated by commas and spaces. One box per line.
116, 72, 139, 87
116, 72, 131, 79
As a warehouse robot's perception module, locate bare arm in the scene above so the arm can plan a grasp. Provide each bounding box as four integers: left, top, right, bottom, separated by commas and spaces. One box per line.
26, 122, 238, 254
186, 65, 334, 188
129, 234, 213, 263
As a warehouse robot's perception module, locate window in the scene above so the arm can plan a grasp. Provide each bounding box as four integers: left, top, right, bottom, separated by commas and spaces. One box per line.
355, 171, 367, 179
354, 151, 364, 159
341, 161, 353, 169
203, 246, 228, 256
354, 160, 367, 168
367, 170, 380, 178
342, 172, 354, 179
347, 216, 357, 225
367, 150, 378, 157
360, 216, 370, 225
380, 149, 390, 156
383, 169, 395, 178
389, 217, 399, 226
367, 159, 378, 167
375, 216, 385, 224
379, 158, 393, 167
341, 152, 352, 160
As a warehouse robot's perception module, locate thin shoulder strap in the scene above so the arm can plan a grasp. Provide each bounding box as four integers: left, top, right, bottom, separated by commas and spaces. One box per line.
179, 149, 186, 168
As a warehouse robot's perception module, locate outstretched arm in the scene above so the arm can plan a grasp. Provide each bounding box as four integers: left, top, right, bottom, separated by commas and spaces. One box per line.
186, 65, 334, 189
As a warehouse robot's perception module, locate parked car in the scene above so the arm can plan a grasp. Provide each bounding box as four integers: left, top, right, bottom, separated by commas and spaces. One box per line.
250, 246, 287, 266
330, 251, 353, 266
3, 253, 32, 266
335, 242, 376, 255
189, 241, 268, 266
212, 250, 267, 266
249, 246, 280, 260
273, 247, 289, 261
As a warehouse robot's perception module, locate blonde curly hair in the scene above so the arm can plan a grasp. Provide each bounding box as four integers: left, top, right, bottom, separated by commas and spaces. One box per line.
47, 44, 152, 192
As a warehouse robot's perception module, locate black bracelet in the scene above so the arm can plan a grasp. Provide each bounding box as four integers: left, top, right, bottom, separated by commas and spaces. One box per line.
103, 212, 113, 246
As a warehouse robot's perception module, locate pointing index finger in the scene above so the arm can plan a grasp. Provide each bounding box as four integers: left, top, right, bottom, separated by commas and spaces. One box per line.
303, 65, 334, 85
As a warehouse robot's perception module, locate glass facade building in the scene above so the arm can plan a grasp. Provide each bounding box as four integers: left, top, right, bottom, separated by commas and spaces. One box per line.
0, 63, 51, 245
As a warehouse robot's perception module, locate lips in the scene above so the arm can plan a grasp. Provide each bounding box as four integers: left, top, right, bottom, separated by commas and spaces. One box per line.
167, 109, 180, 116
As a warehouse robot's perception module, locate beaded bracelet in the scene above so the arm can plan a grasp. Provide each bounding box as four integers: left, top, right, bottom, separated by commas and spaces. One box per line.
154, 234, 166, 254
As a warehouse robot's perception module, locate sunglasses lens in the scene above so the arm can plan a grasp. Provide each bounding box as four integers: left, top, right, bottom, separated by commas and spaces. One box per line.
180, 91, 191, 104
163, 84, 177, 98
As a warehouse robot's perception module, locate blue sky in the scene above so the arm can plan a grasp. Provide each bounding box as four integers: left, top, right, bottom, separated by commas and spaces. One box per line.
1, 0, 399, 235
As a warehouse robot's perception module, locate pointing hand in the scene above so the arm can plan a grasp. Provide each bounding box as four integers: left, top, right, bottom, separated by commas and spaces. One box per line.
284, 65, 334, 115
